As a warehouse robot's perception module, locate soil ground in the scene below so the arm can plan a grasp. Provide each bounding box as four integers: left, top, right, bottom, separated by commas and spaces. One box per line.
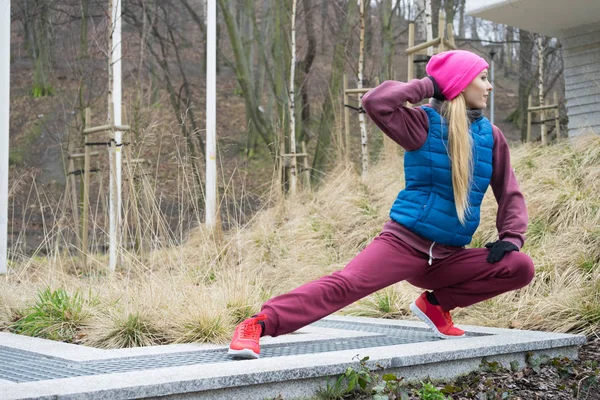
319, 336, 600, 400
438, 336, 600, 400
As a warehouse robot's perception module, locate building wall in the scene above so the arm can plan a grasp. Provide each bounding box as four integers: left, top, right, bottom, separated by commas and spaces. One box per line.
562, 22, 600, 137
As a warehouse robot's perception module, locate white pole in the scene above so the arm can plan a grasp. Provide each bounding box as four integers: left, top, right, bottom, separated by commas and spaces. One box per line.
0, 0, 10, 274
109, 0, 122, 270
205, 0, 217, 228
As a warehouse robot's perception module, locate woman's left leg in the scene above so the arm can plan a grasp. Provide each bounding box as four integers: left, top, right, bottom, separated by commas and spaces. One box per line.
407, 248, 535, 311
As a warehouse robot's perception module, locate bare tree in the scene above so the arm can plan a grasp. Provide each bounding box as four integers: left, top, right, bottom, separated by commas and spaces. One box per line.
431, 0, 440, 41
124, 1, 205, 192
457, 0, 465, 37
380, 0, 394, 80
312, 0, 357, 181
16, 0, 55, 96
297, 0, 317, 145
218, 0, 276, 157
518, 29, 534, 141
505, 25, 514, 75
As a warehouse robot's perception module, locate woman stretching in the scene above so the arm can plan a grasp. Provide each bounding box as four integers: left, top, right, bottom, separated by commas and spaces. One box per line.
228, 50, 534, 359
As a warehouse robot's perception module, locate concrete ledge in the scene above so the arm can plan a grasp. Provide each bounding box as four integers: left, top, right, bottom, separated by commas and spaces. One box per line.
0, 316, 586, 400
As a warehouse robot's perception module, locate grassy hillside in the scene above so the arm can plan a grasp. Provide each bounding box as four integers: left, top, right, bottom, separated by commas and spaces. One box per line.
1, 134, 599, 347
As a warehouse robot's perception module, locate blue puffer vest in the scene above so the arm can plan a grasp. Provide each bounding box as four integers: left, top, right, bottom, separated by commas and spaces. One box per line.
389, 106, 494, 246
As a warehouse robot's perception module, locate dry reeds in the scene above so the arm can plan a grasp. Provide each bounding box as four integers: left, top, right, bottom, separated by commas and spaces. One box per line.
2, 134, 600, 346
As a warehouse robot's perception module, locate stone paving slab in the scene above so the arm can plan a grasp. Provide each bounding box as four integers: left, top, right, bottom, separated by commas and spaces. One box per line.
0, 315, 586, 400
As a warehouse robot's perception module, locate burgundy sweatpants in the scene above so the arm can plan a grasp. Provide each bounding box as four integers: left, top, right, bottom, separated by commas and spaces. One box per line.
260, 231, 534, 337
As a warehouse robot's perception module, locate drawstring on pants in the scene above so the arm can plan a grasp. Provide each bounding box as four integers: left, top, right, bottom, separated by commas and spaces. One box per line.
428, 242, 436, 265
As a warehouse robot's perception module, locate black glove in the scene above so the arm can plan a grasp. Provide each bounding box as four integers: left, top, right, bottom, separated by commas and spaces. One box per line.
428, 76, 446, 101
485, 240, 519, 263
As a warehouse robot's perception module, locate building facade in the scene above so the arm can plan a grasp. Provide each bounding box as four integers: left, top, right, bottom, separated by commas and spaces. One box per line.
466, 0, 600, 137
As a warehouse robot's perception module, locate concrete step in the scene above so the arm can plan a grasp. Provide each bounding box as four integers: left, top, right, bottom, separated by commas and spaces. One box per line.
0, 315, 586, 399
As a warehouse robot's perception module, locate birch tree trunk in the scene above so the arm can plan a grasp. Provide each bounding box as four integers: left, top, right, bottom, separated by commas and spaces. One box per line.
107, 0, 118, 271
505, 25, 514, 74
107, 0, 114, 131
424, 0, 433, 56
537, 35, 546, 145
289, 0, 298, 195
414, 0, 426, 42
358, 0, 368, 180
273, 0, 291, 188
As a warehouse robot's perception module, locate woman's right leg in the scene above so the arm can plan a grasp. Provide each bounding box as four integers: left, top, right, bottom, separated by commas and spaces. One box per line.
260, 232, 428, 337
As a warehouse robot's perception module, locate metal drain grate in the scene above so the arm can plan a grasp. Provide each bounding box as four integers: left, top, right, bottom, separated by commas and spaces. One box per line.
312, 320, 488, 338
0, 347, 102, 383
0, 320, 467, 383
312, 320, 438, 337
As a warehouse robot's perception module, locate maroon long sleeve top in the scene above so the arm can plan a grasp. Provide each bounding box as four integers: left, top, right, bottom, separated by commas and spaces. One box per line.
361, 77, 528, 254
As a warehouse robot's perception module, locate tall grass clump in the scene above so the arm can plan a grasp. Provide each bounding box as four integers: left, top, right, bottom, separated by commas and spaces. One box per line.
86, 311, 167, 349
10, 287, 89, 342
173, 313, 231, 344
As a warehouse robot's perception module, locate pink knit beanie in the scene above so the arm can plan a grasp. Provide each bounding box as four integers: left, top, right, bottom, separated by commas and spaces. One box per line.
425, 50, 489, 100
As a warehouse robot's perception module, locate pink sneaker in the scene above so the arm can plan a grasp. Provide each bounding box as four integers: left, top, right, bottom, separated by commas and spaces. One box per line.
410, 292, 465, 339
228, 314, 267, 359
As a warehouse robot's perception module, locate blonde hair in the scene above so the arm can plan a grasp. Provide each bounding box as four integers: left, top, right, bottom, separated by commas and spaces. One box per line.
442, 94, 473, 226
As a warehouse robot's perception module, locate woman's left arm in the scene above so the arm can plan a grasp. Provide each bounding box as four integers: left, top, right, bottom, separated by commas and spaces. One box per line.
489, 126, 528, 249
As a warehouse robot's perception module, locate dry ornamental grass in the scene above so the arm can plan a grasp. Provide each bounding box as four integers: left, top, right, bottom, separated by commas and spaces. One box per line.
1, 135, 600, 347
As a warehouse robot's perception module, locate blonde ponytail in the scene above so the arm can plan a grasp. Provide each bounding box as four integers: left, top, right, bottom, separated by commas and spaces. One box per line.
442, 95, 473, 226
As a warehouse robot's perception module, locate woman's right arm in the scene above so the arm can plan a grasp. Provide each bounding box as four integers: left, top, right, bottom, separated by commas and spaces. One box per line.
361, 77, 433, 151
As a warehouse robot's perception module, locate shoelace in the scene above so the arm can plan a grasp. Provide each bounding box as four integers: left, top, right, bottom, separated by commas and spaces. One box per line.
239, 315, 266, 338
239, 321, 261, 339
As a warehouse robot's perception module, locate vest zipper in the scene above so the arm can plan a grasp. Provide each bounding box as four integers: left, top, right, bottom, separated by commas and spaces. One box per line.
428, 242, 436, 265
